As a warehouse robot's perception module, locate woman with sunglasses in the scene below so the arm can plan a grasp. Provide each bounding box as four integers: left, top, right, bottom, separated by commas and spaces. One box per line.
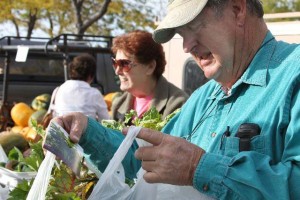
110, 30, 188, 122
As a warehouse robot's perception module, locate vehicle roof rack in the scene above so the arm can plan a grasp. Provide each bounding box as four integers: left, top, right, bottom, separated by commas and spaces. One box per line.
0, 34, 113, 54
0, 33, 114, 105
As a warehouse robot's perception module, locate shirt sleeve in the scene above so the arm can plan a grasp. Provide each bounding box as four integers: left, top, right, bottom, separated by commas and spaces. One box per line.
78, 117, 141, 179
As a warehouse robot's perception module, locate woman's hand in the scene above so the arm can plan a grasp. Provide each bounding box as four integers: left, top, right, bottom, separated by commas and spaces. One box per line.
53, 112, 88, 143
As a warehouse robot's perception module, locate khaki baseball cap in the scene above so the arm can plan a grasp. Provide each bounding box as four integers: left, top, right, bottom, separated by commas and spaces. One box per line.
153, 0, 209, 43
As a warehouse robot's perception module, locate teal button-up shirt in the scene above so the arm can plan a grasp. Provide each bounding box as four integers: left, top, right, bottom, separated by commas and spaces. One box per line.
79, 31, 300, 199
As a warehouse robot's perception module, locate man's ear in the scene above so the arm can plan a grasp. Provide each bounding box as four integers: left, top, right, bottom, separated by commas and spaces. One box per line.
231, 0, 247, 26
146, 60, 156, 75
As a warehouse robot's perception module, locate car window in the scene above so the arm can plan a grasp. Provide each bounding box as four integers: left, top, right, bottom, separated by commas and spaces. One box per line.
0, 57, 64, 76
183, 57, 208, 95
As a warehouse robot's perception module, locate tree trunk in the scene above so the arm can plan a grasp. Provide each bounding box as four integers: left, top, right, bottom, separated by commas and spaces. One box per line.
72, 0, 111, 39
26, 8, 38, 39
12, 19, 20, 37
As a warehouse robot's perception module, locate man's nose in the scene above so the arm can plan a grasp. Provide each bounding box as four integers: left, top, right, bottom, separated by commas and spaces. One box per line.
182, 35, 195, 54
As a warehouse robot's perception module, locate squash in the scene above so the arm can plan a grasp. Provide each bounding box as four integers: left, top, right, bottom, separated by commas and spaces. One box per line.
10, 125, 24, 134
0, 131, 29, 154
19, 127, 41, 143
31, 93, 51, 111
26, 128, 41, 143
19, 127, 30, 138
11, 103, 35, 127
104, 92, 119, 111
28, 109, 47, 127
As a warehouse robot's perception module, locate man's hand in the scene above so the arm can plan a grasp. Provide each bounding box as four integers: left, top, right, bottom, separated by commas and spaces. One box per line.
123, 128, 205, 186
52, 112, 88, 143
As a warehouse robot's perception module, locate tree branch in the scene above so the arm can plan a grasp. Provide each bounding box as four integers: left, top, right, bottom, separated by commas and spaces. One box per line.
79, 0, 111, 34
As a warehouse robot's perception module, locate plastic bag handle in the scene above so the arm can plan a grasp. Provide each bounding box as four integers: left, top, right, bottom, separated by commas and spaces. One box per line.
88, 126, 141, 200
100, 126, 141, 181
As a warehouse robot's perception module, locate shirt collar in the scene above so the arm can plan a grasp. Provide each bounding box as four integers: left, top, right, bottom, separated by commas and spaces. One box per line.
209, 31, 276, 99
238, 31, 275, 88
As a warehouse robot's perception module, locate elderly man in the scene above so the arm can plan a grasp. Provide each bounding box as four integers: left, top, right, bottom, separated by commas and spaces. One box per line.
55, 0, 300, 199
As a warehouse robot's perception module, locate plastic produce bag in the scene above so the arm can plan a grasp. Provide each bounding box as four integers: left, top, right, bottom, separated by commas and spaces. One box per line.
88, 126, 157, 200
0, 184, 9, 200
0, 145, 37, 196
0, 167, 37, 190
26, 151, 56, 200
0, 145, 8, 163
88, 126, 214, 200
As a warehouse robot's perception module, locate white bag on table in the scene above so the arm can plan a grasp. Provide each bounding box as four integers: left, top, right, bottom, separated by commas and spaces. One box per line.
0, 145, 37, 200
88, 126, 214, 200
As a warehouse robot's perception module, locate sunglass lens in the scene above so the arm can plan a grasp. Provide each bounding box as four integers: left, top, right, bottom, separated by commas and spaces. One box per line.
111, 58, 132, 72
120, 60, 131, 71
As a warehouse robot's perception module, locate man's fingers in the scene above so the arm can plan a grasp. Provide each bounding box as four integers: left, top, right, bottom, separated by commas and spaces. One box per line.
143, 171, 161, 183
122, 127, 164, 146
135, 146, 157, 161
51, 113, 87, 143
136, 128, 164, 146
141, 160, 156, 172
52, 117, 64, 128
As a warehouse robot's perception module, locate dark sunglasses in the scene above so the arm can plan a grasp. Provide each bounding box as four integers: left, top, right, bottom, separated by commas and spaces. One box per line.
111, 57, 135, 72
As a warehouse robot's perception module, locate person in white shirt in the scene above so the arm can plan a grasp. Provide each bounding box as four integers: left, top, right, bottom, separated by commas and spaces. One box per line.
52, 53, 110, 121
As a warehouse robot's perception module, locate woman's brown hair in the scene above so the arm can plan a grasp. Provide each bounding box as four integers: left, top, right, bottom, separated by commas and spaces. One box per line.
111, 30, 166, 80
69, 53, 96, 81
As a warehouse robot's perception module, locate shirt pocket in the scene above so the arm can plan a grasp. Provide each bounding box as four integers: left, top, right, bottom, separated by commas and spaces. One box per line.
222, 135, 269, 157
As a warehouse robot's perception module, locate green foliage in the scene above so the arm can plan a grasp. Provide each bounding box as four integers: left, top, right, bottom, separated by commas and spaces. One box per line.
47, 160, 97, 200
101, 119, 124, 131
8, 159, 97, 200
263, 0, 300, 14
0, 0, 158, 38
102, 107, 180, 131
133, 107, 164, 130
0, 0, 56, 37
98, 0, 156, 36
7, 180, 33, 200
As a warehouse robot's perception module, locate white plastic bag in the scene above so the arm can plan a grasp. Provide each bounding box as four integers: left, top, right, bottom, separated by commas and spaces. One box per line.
0, 184, 9, 200
0, 167, 37, 191
0, 145, 8, 163
0, 145, 37, 192
88, 126, 157, 200
26, 151, 56, 200
88, 126, 214, 200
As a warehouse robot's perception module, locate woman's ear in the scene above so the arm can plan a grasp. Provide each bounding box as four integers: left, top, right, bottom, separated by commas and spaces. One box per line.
146, 60, 156, 75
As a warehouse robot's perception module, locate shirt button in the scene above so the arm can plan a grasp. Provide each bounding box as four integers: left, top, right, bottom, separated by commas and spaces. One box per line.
211, 132, 216, 137
203, 184, 209, 191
